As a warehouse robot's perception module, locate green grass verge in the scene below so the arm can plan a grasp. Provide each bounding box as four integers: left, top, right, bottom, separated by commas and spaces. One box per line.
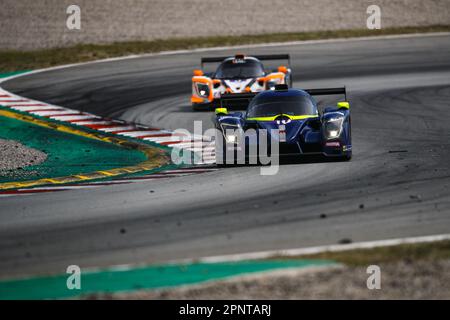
289, 240, 450, 267
1, 25, 449, 72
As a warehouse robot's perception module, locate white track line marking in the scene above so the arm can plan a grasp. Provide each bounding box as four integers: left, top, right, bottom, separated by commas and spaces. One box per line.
119, 130, 171, 137
171, 141, 213, 148
0, 99, 30, 103
30, 110, 80, 116
71, 120, 113, 125
142, 136, 181, 142
26, 233, 449, 276
143, 136, 186, 143
97, 126, 136, 132
49, 115, 97, 121
12, 105, 64, 111
190, 234, 450, 264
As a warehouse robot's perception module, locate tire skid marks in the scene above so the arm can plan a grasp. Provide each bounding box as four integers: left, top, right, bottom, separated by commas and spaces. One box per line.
0, 167, 218, 196
0, 88, 217, 165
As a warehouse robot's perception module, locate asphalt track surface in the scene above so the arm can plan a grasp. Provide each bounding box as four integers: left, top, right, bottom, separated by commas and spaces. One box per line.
1, 34, 450, 279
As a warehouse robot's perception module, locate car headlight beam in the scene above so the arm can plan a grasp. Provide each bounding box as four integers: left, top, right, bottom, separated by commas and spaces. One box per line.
195, 82, 210, 97
225, 134, 238, 144
220, 123, 241, 144
266, 79, 281, 90
324, 117, 344, 140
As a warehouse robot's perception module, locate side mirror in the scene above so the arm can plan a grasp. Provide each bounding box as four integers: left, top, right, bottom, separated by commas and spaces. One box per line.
215, 107, 228, 115
337, 101, 350, 109
193, 69, 204, 77
278, 66, 288, 73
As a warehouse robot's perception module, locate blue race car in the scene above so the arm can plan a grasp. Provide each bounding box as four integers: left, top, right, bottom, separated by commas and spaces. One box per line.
214, 84, 352, 164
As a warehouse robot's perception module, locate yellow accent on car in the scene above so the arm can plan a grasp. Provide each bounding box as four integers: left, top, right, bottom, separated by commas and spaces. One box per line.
215, 107, 228, 115
337, 101, 350, 109
246, 114, 318, 121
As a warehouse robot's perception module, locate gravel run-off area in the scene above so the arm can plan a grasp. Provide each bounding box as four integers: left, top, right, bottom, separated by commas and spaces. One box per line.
0, 139, 47, 178
1, 0, 450, 50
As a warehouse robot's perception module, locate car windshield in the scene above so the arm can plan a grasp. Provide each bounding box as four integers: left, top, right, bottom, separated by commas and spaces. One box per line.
215, 59, 265, 79
246, 95, 317, 118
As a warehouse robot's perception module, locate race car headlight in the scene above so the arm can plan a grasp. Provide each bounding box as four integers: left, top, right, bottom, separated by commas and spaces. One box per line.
225, 134, 238, 144
220, 123, 241, 144
324, 117, 344, 139
266, 79, 281, 90
195, 82, 210, 97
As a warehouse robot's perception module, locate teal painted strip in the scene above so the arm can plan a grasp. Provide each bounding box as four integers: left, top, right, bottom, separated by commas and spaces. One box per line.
0, 260, 334, 300
0, 70, 32, 79
0, 100, 188, 185
0, 110, 147, 183
0, 104, 194, 172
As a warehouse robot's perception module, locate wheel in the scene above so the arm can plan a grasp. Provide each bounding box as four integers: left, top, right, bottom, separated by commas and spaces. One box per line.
339, 153, 352, 161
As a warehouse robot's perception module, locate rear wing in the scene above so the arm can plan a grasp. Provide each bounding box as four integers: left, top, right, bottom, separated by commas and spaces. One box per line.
305, 87, 347, 101
201, 54, 291, 69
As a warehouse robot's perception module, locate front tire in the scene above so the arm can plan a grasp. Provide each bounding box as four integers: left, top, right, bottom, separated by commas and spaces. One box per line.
338, 153, 352, 161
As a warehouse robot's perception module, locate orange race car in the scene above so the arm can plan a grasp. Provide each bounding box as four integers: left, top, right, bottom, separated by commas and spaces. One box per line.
191, 54, 292, 110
